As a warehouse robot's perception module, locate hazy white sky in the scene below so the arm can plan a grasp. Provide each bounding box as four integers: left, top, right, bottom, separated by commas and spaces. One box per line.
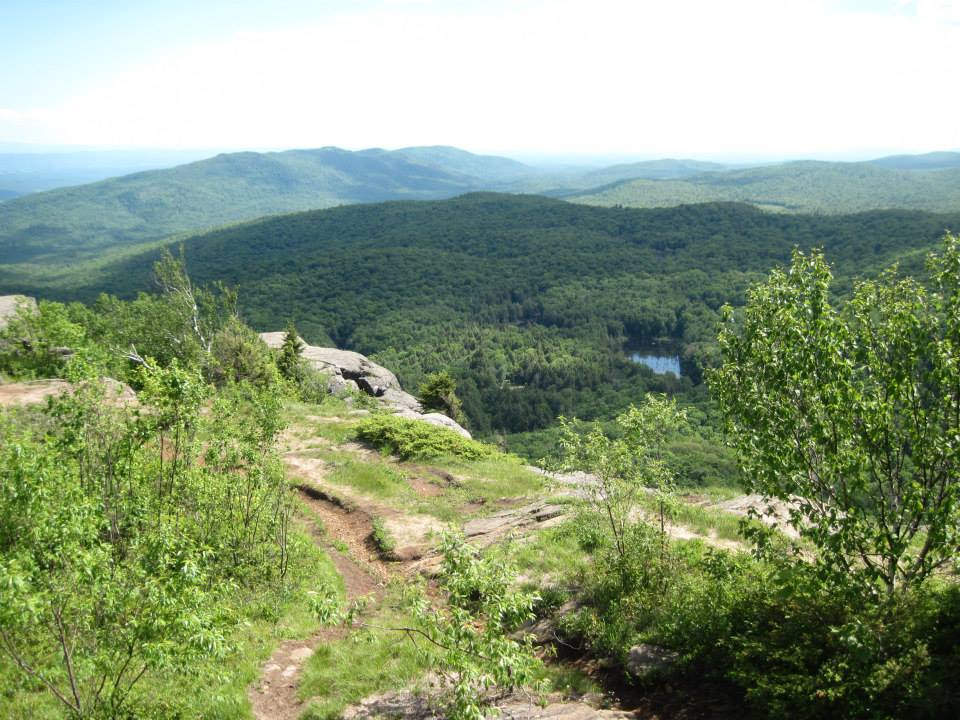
1, 0, 959, 159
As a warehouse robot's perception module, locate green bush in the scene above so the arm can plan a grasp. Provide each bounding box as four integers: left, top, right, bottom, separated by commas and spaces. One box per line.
354, 415, 494, 461
209, 316, 279, 387
418, 370, 465, 425
559, 523, 960, 720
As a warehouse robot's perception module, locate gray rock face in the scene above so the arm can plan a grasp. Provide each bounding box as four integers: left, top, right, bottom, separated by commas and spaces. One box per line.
0, 295, 37, 330
380, 387, 422, 413
341, 685, 634, 720
327, 374, 360, 397
258, 331, 479, 437
626, 643, 679, 678
258, 332, 400, 391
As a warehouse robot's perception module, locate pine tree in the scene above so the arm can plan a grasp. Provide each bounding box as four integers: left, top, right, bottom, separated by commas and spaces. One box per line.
277, 321, 304, 381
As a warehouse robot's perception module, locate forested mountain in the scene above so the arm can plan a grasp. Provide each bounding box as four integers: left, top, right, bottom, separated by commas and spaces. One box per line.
569, 160, 960, 213
4, 146, 960, 285
0, 145, 538, 266
867, 150, 960, 170
40, 193, 960, 450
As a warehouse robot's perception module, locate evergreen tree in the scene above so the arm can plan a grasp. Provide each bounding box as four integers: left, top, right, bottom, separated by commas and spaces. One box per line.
277, 321, 305, 382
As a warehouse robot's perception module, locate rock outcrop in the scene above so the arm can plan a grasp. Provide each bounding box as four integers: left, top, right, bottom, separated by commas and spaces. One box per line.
259, 332, 401, 392
0, 295, 37, 330
626, 643, 679, 678
259, 331, 473, 437
0, 377, 137, 408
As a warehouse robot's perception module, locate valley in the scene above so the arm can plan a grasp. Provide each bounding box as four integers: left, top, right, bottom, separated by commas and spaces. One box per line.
2, 149, 960, 720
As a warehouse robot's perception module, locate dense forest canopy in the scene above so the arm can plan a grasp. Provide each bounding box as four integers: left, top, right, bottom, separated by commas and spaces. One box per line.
20, 193, 958, 462
3, 147, 960, 295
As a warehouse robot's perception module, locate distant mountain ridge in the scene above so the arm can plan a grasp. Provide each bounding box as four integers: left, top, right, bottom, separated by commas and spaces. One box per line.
3, 146, 960, 283
867, 151, 960, 171
569, 159, 960, 213
0, 145, 539, 265
0, 148, 217, 196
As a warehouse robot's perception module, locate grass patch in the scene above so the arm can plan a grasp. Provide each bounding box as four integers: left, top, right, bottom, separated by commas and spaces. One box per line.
299, 603, 434, 719
665, 500, 746, 542
371, 516, 397, 555
328, 458, 408, 499
491, 519, 591, 583
433, 456, 546, 502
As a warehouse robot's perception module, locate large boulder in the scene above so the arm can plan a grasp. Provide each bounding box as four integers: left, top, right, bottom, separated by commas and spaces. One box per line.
259, 332, 401, 391
380, 387, 423, 413
0, 295, 37, 331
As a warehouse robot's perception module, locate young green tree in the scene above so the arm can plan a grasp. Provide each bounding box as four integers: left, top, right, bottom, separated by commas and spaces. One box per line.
555, 394, 688, 561
276, 321, 305, 382
419, 370, 465, 425
0, 367, 223, 719
710, 234, 960, 596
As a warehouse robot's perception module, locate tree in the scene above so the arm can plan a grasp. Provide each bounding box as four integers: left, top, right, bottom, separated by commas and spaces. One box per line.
419, 370, 465, 425
276, 321, 305, 382
555, 394, 688, 562
151, 246, 237, 363
709, 234, 960, 596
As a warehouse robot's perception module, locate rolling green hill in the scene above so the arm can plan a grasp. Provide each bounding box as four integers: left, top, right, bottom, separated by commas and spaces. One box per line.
39, 193, 960, 448
4, 147, 960, 284
568, 161, 960, 213
0, 145, 536, 266
867, 150, 960, 170
577, 158, 728, 184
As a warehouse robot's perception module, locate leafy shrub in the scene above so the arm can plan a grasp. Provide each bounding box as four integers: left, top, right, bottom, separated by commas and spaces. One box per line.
354, 415, 494, 461
0, 299, 93, 379
562, 524, 960, 720
412, 533, 544, 720
0, 363, 294, 718
209, 316, 279, 387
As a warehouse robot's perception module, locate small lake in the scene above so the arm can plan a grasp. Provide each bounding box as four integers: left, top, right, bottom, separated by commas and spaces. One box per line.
629, 353, 682, 376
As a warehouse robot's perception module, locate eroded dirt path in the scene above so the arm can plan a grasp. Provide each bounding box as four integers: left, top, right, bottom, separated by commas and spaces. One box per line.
247, 486, 387, 720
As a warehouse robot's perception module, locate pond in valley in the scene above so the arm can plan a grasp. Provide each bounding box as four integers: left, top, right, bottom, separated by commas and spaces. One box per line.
629, 353, 682, 376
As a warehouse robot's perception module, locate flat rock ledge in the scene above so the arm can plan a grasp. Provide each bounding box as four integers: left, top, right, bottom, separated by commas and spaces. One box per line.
0, 377, 137, 408
463, 500, 566, 547
339, 685, 633, 720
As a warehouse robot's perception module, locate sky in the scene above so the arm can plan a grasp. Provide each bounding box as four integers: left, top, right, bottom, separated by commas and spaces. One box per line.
1, 0, 959, 161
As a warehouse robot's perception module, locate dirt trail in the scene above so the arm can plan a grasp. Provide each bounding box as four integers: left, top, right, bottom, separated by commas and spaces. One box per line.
248, 488, 386, 720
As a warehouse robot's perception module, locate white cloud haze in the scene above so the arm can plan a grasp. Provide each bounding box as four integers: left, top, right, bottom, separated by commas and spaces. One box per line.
2, 0, 959, 158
